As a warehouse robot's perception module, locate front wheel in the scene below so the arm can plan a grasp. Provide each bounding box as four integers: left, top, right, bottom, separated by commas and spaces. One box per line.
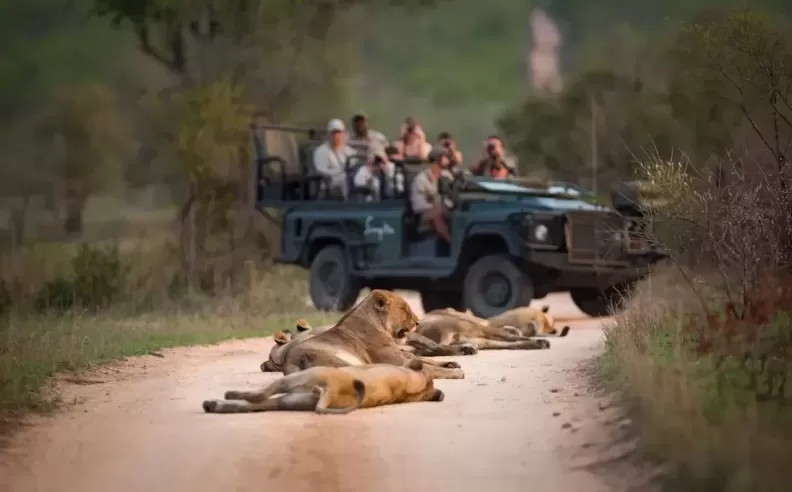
420, 290, 463, 314
463, 254, 534, 319
569, 282, 634, 318
308, 245, 361, 312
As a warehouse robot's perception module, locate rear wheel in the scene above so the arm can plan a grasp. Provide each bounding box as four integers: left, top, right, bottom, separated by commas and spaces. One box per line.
570, 282, 634, 318
420, 290, 463, 314
463, 254, 534, 319
308, 245, 361, 312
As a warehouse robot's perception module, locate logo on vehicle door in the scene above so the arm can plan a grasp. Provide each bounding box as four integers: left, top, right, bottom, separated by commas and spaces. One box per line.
363, 216, 395, 241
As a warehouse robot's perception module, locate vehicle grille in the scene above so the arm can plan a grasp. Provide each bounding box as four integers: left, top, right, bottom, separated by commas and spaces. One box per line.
564, 211, 629, 266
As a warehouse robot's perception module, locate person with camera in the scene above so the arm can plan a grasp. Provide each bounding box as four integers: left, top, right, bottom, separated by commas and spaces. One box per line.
437, 131, 464, 172
409, 146, 453, 243
471, 135, 517, 179
393, 117, 432, 161
352, 144, 401, 202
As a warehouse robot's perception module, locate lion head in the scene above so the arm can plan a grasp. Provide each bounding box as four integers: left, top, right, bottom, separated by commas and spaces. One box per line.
368, 290, 419, 340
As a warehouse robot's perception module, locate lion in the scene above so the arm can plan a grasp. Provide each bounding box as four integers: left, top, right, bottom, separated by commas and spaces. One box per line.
486, 305, 571, 337
417, 308, 552, 350
262, 318, 478, 373
203, 359, 444, 414
260, 319, 333, 372
265, 290, 464, 379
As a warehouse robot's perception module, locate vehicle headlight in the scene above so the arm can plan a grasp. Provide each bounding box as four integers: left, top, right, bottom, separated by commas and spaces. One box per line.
533, 224, 549, 242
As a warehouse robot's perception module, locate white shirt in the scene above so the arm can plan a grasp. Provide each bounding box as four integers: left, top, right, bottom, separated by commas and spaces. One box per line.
353, 161, 401, 201
312, 142, 356, 194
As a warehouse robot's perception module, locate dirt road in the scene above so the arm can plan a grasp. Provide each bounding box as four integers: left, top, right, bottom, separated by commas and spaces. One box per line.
0, 293, 655, 492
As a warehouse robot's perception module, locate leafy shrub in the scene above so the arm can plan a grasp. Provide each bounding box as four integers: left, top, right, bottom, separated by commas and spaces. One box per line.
34, 244, 128, 312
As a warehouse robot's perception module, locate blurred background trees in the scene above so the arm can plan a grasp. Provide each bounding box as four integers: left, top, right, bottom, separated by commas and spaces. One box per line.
1, 0, 791, 294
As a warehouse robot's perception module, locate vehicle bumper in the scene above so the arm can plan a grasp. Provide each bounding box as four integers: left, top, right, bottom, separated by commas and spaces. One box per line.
526, 250, 666, 290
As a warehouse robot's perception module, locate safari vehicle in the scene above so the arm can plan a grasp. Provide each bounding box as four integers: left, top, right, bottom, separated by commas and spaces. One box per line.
252, 121, 666, 318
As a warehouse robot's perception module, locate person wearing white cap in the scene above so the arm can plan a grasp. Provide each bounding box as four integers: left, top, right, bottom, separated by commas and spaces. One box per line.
313, 118, 356, 197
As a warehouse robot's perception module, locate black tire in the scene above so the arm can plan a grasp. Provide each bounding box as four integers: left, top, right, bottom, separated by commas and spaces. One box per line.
308, 245, 361, 312
570, 282, 634, 318
463, 254, 534, 319
420, 290, 463, 313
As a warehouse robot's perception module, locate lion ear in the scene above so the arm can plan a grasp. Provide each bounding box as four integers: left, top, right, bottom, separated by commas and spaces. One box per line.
541, 305, 550, 313
407, 359, 424, 372
273, 331, 291, 345
295, 319, 311, 332
465, 309, 473, 315
371, 290, 390, 311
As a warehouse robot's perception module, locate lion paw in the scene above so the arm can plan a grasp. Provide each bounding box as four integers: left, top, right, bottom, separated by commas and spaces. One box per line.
203, 400, 220, 413
459, 343, 479, 355
538, 339, 551, 349
442, 361, 461, 369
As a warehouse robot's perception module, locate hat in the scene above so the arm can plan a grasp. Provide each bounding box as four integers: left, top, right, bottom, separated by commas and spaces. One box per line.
327, 118, 345, 132
428, 146, 450, 162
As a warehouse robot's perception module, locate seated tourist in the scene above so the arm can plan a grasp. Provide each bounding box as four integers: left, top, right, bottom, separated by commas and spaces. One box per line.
346, 112, 390, 156
392, 117, 432, 161
312, 118, 357, 196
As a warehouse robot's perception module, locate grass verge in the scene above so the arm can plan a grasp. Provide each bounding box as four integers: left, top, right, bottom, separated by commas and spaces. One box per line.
601, 269, 792, 492
0, 265, 336, 421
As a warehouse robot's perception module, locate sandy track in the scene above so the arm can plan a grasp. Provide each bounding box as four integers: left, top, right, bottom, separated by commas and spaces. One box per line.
0, 293, 656, 492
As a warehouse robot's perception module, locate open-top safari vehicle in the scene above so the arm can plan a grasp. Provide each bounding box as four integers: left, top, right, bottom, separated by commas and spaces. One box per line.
251, 119, 666, 318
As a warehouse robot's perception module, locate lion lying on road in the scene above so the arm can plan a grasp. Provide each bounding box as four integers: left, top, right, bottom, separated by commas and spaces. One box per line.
417, 308, 552, 350
486, 305, 571, 337
204, 359, 444, 414
261, 319, 478, 373
262, 290, 464, 379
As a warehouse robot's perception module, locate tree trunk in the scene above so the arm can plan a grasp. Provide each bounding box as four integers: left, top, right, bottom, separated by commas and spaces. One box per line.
179, 192, 197, 292
64, 186, 86, 239
8, 196, 30, 249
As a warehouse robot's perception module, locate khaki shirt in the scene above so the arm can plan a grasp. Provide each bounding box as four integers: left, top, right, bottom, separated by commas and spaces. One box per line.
410, 167, 454, 214
346, 130, 389, 156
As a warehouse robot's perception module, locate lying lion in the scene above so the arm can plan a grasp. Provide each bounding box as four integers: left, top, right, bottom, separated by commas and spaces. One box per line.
261, 290, 464, 379
416, 308, 552, 350
203, 359, 444, 414
486, 305, 571, 338
261, 319, 478, 373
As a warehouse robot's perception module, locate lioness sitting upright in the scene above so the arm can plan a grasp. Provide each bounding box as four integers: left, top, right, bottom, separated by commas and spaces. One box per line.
270, 290, 464, 379
203, 359, 444, 414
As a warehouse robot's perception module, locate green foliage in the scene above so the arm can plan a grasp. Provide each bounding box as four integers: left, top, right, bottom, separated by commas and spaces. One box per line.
604, 275, 792, 491
34, 244, 128, 312
497, 68, 677, 184
49, 83, 135, 192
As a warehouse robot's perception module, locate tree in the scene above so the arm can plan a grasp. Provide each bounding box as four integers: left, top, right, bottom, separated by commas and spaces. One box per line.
497, 68, 676, 188
46, 83, 134, 237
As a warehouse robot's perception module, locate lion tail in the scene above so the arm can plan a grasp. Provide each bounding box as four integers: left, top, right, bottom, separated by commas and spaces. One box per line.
314, 380, 365, 415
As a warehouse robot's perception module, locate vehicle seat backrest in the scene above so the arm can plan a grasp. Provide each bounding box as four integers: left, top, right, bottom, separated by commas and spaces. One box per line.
263, 130, 301, 179
299, 141, 321, 174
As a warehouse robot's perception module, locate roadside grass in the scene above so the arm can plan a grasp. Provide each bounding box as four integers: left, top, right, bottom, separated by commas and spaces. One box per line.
601, 269, 792, 492
0, 253, 336, 426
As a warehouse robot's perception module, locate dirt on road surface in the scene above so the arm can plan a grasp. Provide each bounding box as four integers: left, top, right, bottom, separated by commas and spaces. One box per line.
0, 293, 658, 492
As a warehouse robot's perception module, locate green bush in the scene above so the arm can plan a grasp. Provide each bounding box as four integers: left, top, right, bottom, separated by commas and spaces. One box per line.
34, 244, 128, 312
